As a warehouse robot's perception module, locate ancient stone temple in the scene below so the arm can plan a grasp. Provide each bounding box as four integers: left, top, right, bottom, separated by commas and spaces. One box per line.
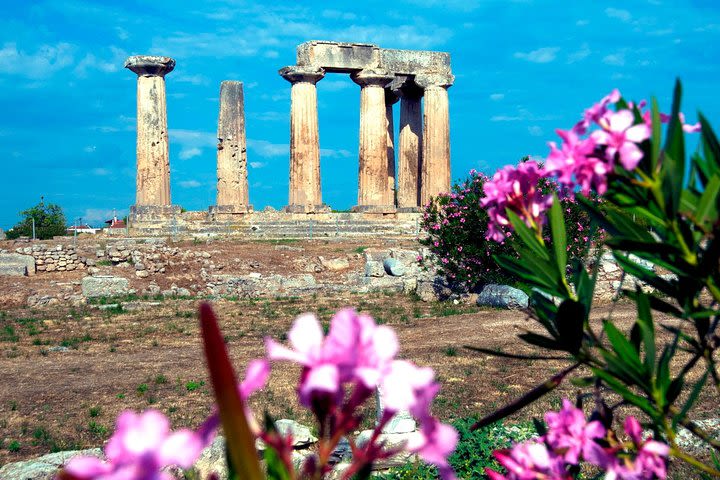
279, 41, 454, 214
124, 55, 182, 223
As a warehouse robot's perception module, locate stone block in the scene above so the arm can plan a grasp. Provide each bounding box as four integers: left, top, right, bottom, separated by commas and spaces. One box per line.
319, 256, 350, 271
296, 41, 381, 72
416, 277, 453, 302
81, 276, 130, 298
379, 48, 452, 75
365, 260, 385, 277
476, 284, 529, 309
383, 258, 406, 276
0, 253, 36, 276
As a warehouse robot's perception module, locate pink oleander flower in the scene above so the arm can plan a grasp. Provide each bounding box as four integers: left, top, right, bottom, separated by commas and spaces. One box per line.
546, 129, 608, 195
265, 309, 398, 405
544, 399, 608, 465
64, 410, 210, 480
407, 417, 459, 480
641, 110, 701, 133
592, 110, 651, 170
604, 417, 669, 480
573, 89, 621, 135
481, 161, 552, 242
487, 441, 572, 480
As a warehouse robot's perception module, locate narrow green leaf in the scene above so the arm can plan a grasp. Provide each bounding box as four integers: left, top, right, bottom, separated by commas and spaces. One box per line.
699, 112, 720, 172
675, 372, 708, 428
635, 292, 656, 376
650, 97, 662, 173
694, 174, 720, 226
506, 210, 550, 260
518, 332, 564, 351
548, 193, 567, 277
593, 368, 657, 417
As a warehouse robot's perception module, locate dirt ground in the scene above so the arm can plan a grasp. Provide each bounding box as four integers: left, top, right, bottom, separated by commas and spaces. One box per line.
0, 238, 716, 477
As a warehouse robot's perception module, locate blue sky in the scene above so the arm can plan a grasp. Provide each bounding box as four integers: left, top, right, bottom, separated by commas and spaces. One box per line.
1, 0, 719, 228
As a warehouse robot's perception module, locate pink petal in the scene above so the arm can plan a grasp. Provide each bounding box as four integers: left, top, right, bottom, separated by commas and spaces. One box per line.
590, 129, 611, 145
265, 338, 307, 364
288, 314, 324, 358
240, 359, 270, 399
618, 142, 644, 170
301, 363, 339, 396
624, 416, 643, 444
64, 456, 112, 478
609, 110, 634, 132
683, 122, 701, 133
159, 430, 204, 468
625, 123, 651, 143
372, 325, 399, 361
642, 440, 670, 456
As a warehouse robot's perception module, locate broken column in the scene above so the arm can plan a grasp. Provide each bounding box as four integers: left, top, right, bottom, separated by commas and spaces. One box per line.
352, 69, 396, 213
280, 66, 329, 214
394, 80, 424, 210
385, 88, 399, 208
124, 55, 178, 217
211, 81, 252, 217
416, 73, 453, 206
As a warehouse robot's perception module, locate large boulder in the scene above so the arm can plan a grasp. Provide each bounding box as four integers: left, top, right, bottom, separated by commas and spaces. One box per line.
383, 258, 406, 277
0, 253, 35, 276
81, 275, 130, 298
477, 284, 529, 309
0, 448, 102, 480
364, 261, 385, 277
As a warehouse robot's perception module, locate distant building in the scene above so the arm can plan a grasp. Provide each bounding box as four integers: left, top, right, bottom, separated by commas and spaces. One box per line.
104, 216, 127, 230
66, 224, 100, 234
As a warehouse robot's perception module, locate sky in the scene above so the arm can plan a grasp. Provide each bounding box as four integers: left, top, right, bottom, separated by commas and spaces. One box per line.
1, 0, 719, 229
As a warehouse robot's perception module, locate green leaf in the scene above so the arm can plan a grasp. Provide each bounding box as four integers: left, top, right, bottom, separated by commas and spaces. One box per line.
604, 321, 644, 370
518, 332, 564, 351
555, 299, 585, 354
650, 97, 662, 173
199, 303, 264, 480
675, 372, 708, 428
662, 79, 686, 217
548, 194, 567, 277
699, 112, 720, 172
506, 210, 549, 260
635, 292, 656, 376
593, 368, 657, 417
693, 174, 720, 226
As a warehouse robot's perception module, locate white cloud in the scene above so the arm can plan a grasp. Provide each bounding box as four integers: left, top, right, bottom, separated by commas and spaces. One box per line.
82, 208, 122, 225
74, 46, 127, 77
175, 74, 210, 85
528, 126, 544, 137
83, 145, 97, 153
320, 79, 353, 92
603, 52, 626, 66
514, 47, 560, 64
263, 50, 279, 59
250, 111, 285, 122
567, 43, 591, 63
490, 108, 560, 122
179, 147, 203, 160
247, 139, 288, 157
576, 19, 589, 26
322, 10, 357, 20
179, 180, 202, 188
321, 148, 352, 158
115, 27, 129, 40
92, 168, 110, 176
489, 93, 505, 101
0, 42, 75, 79
249, 161, 267, 168
605, 8, 632, 23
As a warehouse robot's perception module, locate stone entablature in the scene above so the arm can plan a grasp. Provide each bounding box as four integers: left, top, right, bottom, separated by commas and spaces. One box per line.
281, 40, 454, 214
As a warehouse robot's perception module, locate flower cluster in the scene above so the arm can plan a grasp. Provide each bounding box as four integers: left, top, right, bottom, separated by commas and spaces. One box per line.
266, 308, 458, 479
62, 308, 457, 480
481, 89, 700, 242
486, 400, 668, 480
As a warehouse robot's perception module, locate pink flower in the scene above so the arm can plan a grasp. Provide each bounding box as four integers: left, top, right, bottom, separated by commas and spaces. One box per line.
65, 410, 209, 480
487, 441, 571, 480
407, 418, 459, 480
641, 110, 701, 133
618, 417, 669, 479
380, 359, 436, 414
544, 399, 608, 465
592, 110, 650, 170
481, 161, 552, 242
546, 129, 607, 195
573, 89, 621, 135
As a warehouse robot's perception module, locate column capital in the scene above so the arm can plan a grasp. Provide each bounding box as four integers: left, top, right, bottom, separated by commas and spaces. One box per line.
415, 73, 454, 90
124, 55, 175, 77
279, 66, 325, 85
351, 69, 394, 88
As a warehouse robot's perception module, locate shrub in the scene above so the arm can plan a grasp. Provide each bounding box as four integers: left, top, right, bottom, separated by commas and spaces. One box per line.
420, 167, 600, 289
6, 201, 67, 240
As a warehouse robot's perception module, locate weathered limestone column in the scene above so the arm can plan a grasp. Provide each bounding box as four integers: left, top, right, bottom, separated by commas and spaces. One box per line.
394, 82, 424, 210
211, 81, 252, 217
351, 69, 396, 213
385, 89, 399, 207
124, 55, 175, 208
416, 73, 454, 206
279, 66, 328, 214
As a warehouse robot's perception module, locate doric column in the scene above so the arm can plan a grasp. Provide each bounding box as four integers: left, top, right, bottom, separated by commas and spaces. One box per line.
416, 73, 454, 206
351, 69, 396, 213
394, 82, 424, 210
124, 55, 175, 207
385, 89, 399, 207
279, 66, 328, 214
212, 81, 252, 216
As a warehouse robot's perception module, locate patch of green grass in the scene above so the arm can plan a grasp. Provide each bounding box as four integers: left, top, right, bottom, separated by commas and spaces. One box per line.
136, 383, 148, 394
89, 406, 101, 418
155, 374, 168, 385
185, 380, 205, 392
444, 346, 458, 357
1, 325, 19, 342
116, 393, 125, 400
95, 260, 112, 266
88, 421, 108, 437
354, 246, 368, 254
7, 440, 20, 452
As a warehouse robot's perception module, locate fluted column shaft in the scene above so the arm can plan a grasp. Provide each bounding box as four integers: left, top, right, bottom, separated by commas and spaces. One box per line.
216, 81, 250, 210
385, 89, 399, 207
418, 74, 453, 205
397, 87, 423, 209
125, 56, 175, 207
352, 70, 395, 212
280, 66, 326, 213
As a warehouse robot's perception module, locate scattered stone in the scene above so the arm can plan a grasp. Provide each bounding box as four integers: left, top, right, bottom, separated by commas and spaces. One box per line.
275, 419, 318, 447
48, 346, 70, 352
364, 260, 385, 277
320, 256, 350, 271
0, 253, 36, 276
415, 277, 453, 302
135, 270, 150, 278
0, 448, 102, 480
382, 411, 417, 434
81, 276, 130, 298
383, 257, 406, 276
476, 284, 529, 309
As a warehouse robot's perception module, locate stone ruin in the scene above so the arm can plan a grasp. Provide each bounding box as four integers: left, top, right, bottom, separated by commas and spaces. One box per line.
123, 41, 454, 236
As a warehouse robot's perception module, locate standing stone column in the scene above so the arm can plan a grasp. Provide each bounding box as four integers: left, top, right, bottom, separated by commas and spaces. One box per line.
416, 73, 454, 206
279, 66, 328, 214
351, 69, 396, 213
211, 81, 252, 217
124, 56, 175, 210
385, 89, 399, 207
394, 82, 424, 210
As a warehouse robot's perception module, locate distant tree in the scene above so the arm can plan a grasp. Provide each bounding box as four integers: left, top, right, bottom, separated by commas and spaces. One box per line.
6, 201, 67, 240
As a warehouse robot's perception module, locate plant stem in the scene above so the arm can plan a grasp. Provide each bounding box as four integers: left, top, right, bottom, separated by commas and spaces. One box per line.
670, 447, 720, 477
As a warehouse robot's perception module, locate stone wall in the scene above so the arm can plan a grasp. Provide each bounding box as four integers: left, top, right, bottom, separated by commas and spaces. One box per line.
14, 244, 86, 273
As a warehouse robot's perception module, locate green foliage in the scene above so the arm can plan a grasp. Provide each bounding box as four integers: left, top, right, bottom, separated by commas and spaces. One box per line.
6, 201, 67, 240
420, 168, 600, 290
379, 418, 538, 479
